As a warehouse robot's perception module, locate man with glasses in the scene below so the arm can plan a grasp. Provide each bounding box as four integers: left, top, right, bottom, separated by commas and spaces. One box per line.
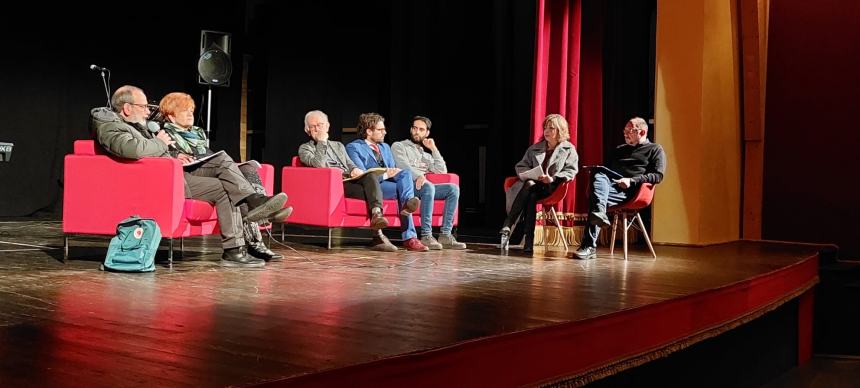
93, 85, 287, 267
391, 116, 465, 250
346, 113, 428, 252
298, 110, 395, 251
573, 117, 666, 260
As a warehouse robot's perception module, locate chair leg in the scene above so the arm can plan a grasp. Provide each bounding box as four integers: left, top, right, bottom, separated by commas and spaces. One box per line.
168, 238, 174, 267
180, 237, 185, 258
635, 213, 657, 258
550, 207, 568, 250
609, 213, 619, 255
327, 228, 332, 250
281, 223, 285, 242
63, 235, 69, 262
622, 212, 629, 260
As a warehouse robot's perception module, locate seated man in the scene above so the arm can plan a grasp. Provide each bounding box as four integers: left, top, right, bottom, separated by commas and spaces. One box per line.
298, 110, 396, 251
346, 113, 428, 252
574, 117, 666, 260
391, 115, 465, 250
93, 85, 287, 267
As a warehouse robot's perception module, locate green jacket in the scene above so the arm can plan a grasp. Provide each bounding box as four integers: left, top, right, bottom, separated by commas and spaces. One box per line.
92, 107, 169, 159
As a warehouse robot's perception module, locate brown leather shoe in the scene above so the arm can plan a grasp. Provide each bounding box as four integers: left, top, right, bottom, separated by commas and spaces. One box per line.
370, 208, 389, 231
400, 197, 420, 216
371, 234, 398, 252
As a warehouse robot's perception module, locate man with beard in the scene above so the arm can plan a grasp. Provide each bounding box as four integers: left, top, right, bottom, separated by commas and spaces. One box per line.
391, 116, 466, 250
573, 117, 666, 260
93, 85, 287, 267
347, 113, 428, 252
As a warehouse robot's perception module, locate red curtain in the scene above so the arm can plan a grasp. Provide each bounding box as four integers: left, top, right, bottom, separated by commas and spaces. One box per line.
531, 0, 602, 224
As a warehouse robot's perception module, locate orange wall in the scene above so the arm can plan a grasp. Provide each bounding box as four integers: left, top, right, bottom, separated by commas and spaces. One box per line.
653, 0, 742, 245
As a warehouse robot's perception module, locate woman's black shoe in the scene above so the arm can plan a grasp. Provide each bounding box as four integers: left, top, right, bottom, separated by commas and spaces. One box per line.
522, 233, 534, 254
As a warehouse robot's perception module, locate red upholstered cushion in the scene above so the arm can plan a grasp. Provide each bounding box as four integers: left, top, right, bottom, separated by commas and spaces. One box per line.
183, 199, 218, 222
74, 140, 98, 155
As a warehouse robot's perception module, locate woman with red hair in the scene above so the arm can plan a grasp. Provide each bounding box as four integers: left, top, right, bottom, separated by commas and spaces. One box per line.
159, 92, 289, 262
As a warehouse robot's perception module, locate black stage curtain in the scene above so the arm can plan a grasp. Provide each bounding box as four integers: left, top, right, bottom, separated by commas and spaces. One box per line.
248, 0, 536, 232
0, 2, 245, 217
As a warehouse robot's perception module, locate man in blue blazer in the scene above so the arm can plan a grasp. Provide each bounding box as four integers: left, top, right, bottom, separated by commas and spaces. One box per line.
346, 113, 428, 252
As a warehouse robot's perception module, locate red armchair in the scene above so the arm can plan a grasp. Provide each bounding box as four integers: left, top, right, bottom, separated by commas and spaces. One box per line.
281, 157, 459, 248
62, 140, 274, 264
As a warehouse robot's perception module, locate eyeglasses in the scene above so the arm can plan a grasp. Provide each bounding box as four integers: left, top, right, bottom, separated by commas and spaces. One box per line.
623, 128, 641, 133
307, 123, 328, 130
128, 103, 152, 110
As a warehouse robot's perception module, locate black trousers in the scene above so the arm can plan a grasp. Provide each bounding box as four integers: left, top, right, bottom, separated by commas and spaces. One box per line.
343, 174, 384, 215
504, 179, 562, 245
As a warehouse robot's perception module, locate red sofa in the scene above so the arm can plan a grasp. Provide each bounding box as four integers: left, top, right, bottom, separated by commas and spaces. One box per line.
281, 157, 459, 248
62, 140, 274, 263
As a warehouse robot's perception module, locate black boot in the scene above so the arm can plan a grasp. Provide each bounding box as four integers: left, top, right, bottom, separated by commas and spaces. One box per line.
221, 246, 265, 268
523, 232, 534, 254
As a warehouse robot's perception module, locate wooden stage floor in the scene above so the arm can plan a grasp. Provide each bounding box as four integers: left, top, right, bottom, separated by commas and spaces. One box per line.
0, 220, 820, 387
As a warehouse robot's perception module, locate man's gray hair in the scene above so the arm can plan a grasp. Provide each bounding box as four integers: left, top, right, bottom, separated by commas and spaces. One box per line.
629, 117, 648, 131
304, 110, 329, 130
110, 85, 143, 113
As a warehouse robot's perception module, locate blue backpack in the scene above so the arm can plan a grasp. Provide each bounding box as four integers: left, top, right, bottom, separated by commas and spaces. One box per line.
102, 216, 161, 272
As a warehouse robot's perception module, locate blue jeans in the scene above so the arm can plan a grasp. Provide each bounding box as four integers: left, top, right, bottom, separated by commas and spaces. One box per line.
581, 172, 632, 248
380, 170, 418, 240
415, 182, 460, 236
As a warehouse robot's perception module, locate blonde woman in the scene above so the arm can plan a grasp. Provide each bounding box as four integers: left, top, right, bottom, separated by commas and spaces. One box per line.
501, 114, 579, 253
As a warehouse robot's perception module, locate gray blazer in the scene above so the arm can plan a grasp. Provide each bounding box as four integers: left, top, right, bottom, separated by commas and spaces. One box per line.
505, 140, 579, 213
298, 139, 358, 176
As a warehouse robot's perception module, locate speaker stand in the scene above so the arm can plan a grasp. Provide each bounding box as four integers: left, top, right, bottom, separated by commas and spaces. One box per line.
206, 85, 212, 147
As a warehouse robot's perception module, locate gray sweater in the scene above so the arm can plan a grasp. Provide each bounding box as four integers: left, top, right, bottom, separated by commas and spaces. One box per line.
391, 139, 447, 181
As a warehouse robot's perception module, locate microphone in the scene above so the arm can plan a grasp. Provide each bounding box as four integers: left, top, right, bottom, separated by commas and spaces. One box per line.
146, 120, 161, 133
89, 64, 109, 72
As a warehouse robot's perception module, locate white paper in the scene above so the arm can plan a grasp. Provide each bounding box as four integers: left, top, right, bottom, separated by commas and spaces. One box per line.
182, 150, 226, 168
517, 165, 544, 181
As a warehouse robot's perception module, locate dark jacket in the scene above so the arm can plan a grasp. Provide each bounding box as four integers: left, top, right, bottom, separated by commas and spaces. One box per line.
91, 107, 168, 159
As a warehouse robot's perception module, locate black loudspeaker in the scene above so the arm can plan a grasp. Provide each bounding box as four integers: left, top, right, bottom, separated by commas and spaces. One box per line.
198, 30, 232, 87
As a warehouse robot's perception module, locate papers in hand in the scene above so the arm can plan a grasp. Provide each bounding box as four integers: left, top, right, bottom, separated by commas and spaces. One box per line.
182, 150, 226, 168
583, 165, 624, 180
517, 165, 544, 181
344, 167, 387, 182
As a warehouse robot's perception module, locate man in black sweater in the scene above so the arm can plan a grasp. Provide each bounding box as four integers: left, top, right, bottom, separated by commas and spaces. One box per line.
574, 117, 666, 260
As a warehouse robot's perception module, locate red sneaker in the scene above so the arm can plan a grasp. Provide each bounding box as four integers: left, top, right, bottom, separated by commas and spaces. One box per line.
403, 237, 429, 252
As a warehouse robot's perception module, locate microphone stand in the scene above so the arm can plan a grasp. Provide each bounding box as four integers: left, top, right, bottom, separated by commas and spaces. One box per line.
100, 69, 111, 108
